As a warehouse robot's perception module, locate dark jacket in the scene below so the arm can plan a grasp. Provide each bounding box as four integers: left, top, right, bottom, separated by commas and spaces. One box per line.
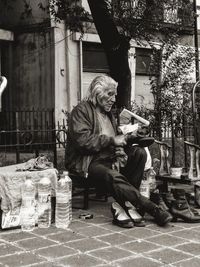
65, 101, 118, 177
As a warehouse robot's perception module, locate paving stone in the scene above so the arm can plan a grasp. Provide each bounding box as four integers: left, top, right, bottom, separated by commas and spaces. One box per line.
146, 248, 191, 264
16, 237, 57, 250
96, 264, 118, 267
75, 225, 113, 237
174, 242, 200, 256
119, 240, 161, 253
172, 229, 200, 242
30, 262, 62, 267
68, 220, 91, 230
147, 233, 186, 247
0, 252, 43, 267
175, 257, 200, 267
88, 246, 134, 262
172, 222, 200, 229
57, 253, 105, 267
96, 232, 134, 245
117, 256, 161, 267
147, 223, 183, 233
0, 243, 23, 256
85, 215, 111, 224
0, 230, 35, 242
35, 244, 78, 260
33, 226, 64, 236
66, 237, 108, 252
97, 222, 130, 232
123, 227, 160, 239
47, 230, 85, 243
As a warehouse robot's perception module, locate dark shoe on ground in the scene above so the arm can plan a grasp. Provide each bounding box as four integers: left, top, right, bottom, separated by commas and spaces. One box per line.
162, 192, 176, 209
111, 202, 134, 228
150, 192, 169, 211
154, 207, 173, 226
125, 201, 146, 227
170, 201, 200, 223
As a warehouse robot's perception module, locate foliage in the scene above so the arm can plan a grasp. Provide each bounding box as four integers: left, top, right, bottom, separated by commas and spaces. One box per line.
111, 0, 194, 41
149, 33, 195, 135
0, 0, 195, 127
41, 0, 91, 33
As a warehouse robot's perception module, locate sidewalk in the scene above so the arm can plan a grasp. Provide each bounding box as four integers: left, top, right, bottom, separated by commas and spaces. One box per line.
1, 198, 200, 267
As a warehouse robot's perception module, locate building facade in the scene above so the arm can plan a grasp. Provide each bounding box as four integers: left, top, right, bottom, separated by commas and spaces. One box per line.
0, 0, 198, 124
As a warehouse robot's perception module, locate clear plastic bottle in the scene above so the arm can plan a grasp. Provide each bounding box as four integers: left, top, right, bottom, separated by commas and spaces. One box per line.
55, 173, 70, 229
140, 171, 150, 199
148, 167, 157, 193
37, 176, 51, 228
63, 171, 72, 222
20, 176, 36, 232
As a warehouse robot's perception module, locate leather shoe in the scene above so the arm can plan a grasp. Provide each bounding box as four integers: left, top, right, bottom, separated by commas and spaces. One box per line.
125, 201, 146, 227
171, 201, 200, 223
154, 207, 173, 226
150, 192, 169, 211
111, 202, 134, 228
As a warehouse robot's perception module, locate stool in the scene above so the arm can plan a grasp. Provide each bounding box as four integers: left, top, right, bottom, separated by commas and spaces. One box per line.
70, 174, 108, 210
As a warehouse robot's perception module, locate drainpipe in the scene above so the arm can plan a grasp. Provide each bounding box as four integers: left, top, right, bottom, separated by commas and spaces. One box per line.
0, 76, 7, 111
192, 0, 200, 144
79, 39, 83, 101
193, 0, 199, 81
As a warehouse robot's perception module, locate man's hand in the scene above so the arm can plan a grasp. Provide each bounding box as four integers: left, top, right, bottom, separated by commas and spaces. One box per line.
113, 135, 127, 146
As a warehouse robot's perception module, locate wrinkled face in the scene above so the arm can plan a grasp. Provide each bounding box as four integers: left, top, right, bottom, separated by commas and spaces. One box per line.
96, 86, 117, 112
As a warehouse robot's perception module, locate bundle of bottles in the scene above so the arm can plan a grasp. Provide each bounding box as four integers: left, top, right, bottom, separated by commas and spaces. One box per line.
20, 171, 72, 231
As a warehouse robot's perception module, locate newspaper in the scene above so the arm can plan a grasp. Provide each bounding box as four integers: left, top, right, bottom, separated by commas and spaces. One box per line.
119, 108, 150, 126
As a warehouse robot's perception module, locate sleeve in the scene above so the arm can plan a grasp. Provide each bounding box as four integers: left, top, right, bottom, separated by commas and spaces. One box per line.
68, 104, 115, 154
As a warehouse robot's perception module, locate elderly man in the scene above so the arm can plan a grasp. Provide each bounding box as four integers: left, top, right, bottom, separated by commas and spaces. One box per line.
65, 75, 172, 228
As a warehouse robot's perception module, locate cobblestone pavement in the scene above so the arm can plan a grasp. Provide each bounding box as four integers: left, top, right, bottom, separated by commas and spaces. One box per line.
1, 198, 200, 267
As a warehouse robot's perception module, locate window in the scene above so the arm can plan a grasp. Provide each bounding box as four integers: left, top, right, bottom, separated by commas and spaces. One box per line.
136, 48, 152, 75
82, 42, 109, 73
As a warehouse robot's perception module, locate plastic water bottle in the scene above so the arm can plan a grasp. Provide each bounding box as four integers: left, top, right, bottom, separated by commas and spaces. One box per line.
21, 176, 36, 231
140, 171, 150, 199
37, 176, 51, 228
63, 171, 72, 222
55, 173, 70, 229
148, 167, 157, 193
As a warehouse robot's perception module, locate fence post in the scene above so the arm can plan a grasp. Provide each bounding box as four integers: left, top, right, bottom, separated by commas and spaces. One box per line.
171, 111, 175, 166
182, 113, 188, 171
52, 109, 57, 168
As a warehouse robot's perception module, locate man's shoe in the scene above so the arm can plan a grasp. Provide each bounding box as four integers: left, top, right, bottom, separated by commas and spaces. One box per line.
170, 188, 200, 223
150, 192, 169, 211
154, 207, 173, 226
111, 202, 134, 228
125, 201, 146, 227
170, 201, 200, 223
162, 192, 176, 209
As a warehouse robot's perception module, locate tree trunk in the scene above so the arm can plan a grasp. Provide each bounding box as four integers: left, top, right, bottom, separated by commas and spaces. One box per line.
87, 0, 131, 108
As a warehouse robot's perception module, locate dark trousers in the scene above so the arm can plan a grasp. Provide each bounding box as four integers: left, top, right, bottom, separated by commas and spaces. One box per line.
88, 146, 157, 214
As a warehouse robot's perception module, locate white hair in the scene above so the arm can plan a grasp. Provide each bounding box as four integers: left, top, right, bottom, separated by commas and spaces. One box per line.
84, 75, 118, 106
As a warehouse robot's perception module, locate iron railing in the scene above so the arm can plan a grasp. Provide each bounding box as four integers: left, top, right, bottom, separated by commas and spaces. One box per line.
0, 109, 197, 169
0, 109, 67, 167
